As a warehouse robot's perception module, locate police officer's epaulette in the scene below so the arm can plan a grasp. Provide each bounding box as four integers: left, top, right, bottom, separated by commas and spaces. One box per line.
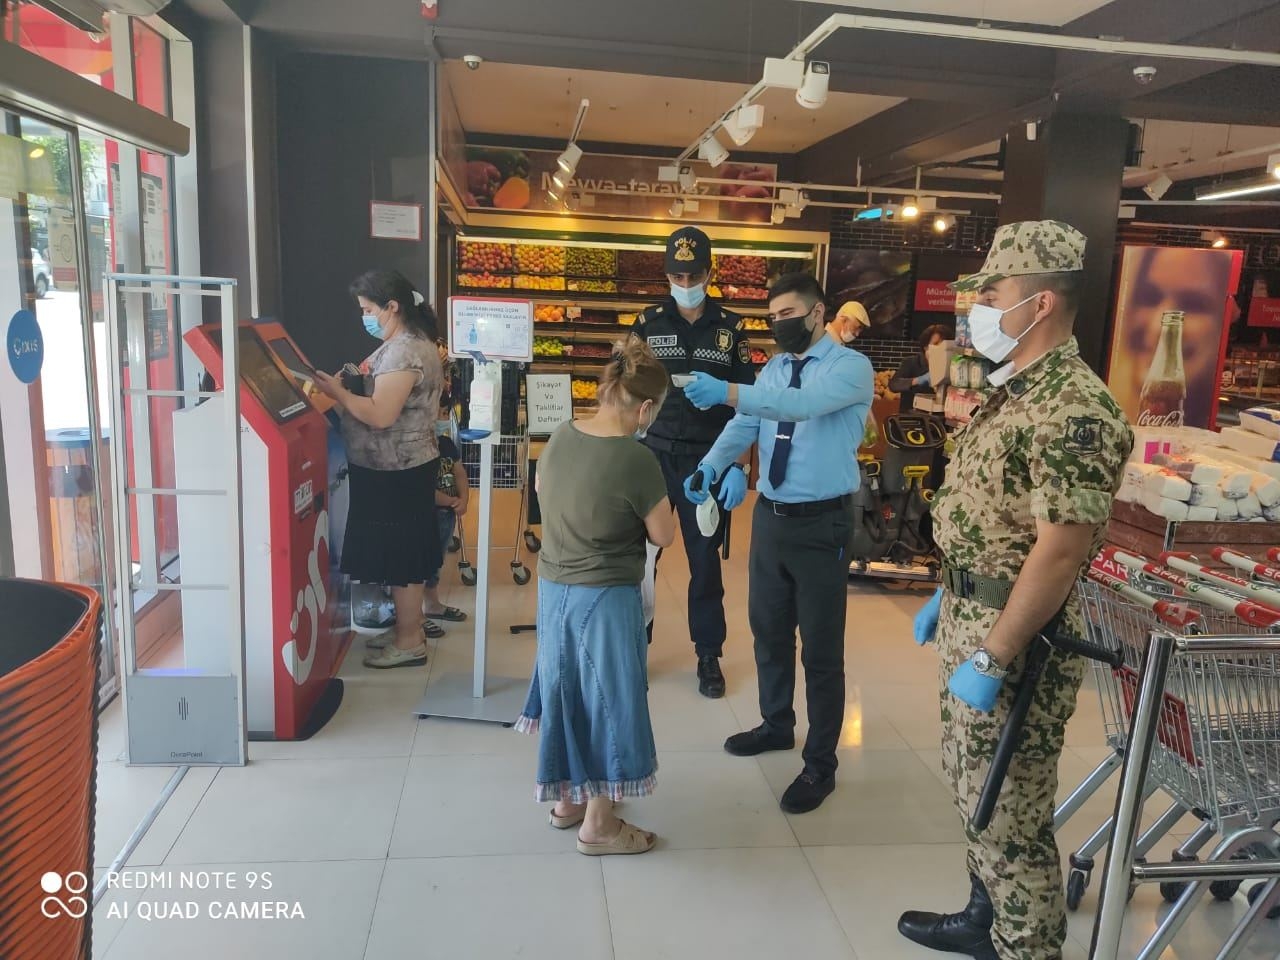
641, 303, 664, 319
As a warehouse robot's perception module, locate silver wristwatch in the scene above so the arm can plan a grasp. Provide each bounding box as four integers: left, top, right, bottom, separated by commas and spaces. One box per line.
972, 649, 1008, 679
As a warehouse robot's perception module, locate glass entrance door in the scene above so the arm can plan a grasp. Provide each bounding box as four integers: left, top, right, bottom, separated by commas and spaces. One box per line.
0, 106, 117, 696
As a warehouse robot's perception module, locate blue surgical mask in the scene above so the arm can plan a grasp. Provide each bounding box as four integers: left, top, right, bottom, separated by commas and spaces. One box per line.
362, 313, 384, 339
670, 282, 707, 311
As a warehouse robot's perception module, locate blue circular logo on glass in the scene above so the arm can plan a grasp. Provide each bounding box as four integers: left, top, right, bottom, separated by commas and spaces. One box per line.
7, 310, 43, 384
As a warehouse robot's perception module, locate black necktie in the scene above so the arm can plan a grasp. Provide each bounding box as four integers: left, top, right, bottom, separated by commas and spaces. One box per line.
768, 356, 811, 488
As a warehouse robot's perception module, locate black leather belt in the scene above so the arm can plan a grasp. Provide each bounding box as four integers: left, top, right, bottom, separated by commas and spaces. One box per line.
759, 494, 852, 518
942, 565, 1015, 610
644, 435, 712, 457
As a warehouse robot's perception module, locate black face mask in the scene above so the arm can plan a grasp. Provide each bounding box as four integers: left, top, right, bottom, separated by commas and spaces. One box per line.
772, 306, 816, 354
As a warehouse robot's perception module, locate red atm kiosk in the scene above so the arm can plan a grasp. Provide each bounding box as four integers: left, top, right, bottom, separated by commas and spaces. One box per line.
177, 322, 349, 739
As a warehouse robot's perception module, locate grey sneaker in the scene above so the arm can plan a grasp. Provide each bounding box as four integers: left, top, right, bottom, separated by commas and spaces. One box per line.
363, 643, 428, 669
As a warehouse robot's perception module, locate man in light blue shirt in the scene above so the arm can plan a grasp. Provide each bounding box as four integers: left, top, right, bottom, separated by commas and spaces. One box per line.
682, 272, 873, 814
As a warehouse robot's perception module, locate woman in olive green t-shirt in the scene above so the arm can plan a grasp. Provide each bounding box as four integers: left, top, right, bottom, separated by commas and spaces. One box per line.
516, 339, 675, 856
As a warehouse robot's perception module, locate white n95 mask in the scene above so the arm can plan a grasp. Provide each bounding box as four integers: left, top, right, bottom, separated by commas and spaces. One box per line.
696, 496, 720, 538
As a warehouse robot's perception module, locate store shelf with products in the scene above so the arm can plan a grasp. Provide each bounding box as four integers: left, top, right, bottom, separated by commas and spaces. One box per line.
452, 231, 817, 312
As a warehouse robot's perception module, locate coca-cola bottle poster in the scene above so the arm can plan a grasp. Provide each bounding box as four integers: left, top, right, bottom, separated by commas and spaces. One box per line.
1106, 245, 1243, 429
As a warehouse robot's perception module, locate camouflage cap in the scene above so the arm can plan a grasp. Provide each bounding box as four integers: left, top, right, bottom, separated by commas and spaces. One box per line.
951, 219, 1086, 292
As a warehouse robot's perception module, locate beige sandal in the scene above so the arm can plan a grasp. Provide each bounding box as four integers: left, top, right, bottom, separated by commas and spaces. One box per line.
549, 807, 586, 830
576, 819, 656, 856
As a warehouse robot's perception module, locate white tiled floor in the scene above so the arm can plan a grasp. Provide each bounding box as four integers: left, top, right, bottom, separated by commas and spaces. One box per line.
89, 493, 1280, 959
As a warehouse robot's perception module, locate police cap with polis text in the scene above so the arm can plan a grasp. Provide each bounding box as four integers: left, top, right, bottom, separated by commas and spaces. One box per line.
951, 220, 1086, 292
665, 226, 712, 275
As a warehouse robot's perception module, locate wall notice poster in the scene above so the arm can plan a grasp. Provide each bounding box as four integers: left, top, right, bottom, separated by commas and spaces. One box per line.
914, 279, 956, 314
1107, 245, 1243, 429
448, 296, 533, 363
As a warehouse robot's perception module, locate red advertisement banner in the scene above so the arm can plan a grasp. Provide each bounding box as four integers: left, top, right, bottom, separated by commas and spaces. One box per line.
913, 279, 956, 313
1247, 297, 1280, 328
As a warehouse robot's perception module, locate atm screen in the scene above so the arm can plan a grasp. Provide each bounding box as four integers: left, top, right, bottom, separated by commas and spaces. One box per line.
267, 337, 315, 385
209, 327, 309, 423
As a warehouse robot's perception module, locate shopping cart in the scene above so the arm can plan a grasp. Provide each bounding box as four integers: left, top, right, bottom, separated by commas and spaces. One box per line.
1085, 549, 1280, 960
455, 431, 535, 586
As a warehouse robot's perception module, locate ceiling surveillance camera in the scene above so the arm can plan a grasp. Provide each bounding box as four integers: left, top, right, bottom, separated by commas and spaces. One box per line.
1133, 65, 1157, 85
463, 55, 484, 70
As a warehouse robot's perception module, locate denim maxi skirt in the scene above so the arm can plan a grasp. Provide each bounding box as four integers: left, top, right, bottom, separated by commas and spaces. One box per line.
515, 578, 658, 802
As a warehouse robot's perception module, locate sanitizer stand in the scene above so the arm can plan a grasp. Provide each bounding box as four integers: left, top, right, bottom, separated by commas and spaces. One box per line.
414, 361, 530, 725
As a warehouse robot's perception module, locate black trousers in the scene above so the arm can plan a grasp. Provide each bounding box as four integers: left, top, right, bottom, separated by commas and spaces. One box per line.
651, 446, 727, 658
749, 497, 853, 779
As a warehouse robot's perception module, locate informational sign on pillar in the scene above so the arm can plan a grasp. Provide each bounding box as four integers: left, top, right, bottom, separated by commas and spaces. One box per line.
448, 296, 533, 363
526, 373, 572, 435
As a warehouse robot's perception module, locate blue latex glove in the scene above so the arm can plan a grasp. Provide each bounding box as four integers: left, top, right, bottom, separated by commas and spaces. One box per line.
684, 371, 729, 410
683, 464, 716, 505
948, 655, 1006, 713
718, 466, 748, 510
913, 587, 942, 646
914, 372, 932, 388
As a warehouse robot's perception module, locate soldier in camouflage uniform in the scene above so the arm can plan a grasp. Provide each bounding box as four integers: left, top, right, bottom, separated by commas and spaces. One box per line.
898, 221, 1133, 960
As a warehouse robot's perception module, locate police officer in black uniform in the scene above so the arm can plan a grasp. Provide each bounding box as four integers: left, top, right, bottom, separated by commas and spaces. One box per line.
632, 226, 756, 698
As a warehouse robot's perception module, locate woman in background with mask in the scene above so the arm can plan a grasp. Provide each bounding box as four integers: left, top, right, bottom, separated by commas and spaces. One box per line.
516, 337, 676, 855
314, 269, 444, 669
890, 324, 952, 414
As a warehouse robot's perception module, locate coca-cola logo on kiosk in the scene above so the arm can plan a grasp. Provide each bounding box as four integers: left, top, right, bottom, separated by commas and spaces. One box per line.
1136, 310, 1187, 428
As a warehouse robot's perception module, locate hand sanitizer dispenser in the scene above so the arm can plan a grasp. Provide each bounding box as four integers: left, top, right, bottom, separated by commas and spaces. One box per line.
468, 359, 502, 434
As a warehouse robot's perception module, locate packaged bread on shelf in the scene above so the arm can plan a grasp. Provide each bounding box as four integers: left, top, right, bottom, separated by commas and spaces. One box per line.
1238, 493, 1264, 519
1150, 452, 1224, 486
1218, 499, 1241, 521
1187, 484, 1223, 509
1141, 468, 1192, 502
1141, 488, 1190, 522
1187, 506, 1218, 522
1219, 426, 1280, 463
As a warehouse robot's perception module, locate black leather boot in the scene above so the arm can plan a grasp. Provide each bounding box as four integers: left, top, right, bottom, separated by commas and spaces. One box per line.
897, 873, 998, 959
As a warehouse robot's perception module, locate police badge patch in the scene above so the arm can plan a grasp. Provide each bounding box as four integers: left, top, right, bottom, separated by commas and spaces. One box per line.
1063, 417, 1103, 456
715, 329, 732, 352
738, 340, 751, 364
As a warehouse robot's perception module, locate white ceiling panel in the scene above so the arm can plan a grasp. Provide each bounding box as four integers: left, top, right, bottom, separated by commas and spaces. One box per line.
793, 0, 1118, 28
445, 61, 902, 153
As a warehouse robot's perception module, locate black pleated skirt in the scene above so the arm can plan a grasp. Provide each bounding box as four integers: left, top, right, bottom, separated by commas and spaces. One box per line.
341, 460, 442, 586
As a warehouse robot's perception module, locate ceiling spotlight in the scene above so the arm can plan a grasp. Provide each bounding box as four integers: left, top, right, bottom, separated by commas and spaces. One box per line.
552, 169, 571, 191
1212, 236, 1228, 248
722, 104, 764, 147
1143, 173, 1173, 201
683, 198, 700, 213
1270, 153, 1280, 180
698, 135, 729, 169
564, 192, 581, 212
546, 185, 561, 204
556, 142, 583, 175
657, 163, 679, 182
933, 214, 957, 233
1201, 231, 1228, 248
678, 165, 697, 191
28, 146, 45, 159
902, 199, 920, 219
796, 60, 830, 109
669, 199, 685, 218
770, 205, 786, 225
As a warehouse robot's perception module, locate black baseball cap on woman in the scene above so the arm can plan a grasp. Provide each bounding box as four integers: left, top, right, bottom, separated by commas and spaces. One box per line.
665, 226, 712, 275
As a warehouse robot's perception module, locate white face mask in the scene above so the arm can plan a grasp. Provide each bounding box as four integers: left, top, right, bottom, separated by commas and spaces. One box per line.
968, 291, 1043, 364
840, 325, 857, 345
670, 282, 707, 310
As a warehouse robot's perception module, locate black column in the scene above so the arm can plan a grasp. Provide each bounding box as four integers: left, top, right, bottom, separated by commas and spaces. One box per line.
1001, 114, 1129, 375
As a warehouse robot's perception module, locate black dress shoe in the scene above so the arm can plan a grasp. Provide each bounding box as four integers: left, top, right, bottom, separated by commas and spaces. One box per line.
779, 770, 835, 814
897, 873, 998, 959
697, 655, 726, 698
724, 724, 794, 757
